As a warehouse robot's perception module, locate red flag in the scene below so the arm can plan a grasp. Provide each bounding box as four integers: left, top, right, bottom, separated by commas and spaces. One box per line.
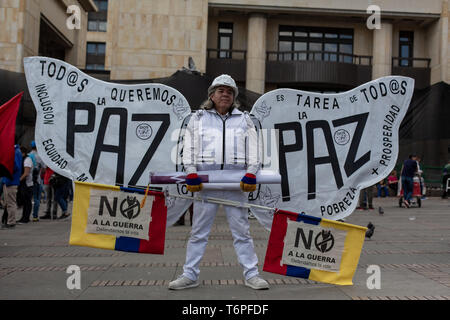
0, 92, 23, 178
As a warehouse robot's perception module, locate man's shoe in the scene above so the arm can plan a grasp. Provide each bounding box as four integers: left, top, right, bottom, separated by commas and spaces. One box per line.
32, 217, 39, 222
168, 276, 199, 290
41, 212, 52, 219
245, 276, 269, 290
58, 213, 70, 220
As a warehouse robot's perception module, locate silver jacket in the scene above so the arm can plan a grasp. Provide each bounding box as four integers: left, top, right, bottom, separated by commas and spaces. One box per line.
183, 108, 260, 175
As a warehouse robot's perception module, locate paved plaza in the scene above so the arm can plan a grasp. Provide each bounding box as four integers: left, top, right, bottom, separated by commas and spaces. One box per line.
0, 196, 449, 301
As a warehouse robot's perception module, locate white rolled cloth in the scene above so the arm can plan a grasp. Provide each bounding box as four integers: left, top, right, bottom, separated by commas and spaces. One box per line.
149, 170, 281, 185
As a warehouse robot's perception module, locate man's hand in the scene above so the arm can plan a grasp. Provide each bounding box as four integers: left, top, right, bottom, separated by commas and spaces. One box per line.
186, 173, 203, 193
240, 173, 256, 192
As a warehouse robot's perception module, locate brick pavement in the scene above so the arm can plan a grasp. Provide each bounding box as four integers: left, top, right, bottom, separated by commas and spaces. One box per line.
0, 197, 449, 301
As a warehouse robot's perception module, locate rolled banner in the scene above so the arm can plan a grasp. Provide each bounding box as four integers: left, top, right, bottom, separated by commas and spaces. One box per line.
149, 170, 281, 185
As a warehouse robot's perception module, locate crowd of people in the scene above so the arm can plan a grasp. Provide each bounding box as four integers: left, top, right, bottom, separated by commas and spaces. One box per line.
355, 155, 450, 210
356, 170, 399, 211
0, 141, 72, 229
3, 146, 449, 230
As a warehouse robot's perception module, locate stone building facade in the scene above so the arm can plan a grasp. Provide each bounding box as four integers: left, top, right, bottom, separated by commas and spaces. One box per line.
84, 0, 449, 94
1, 0, 449, 92
0, 0, 97, 72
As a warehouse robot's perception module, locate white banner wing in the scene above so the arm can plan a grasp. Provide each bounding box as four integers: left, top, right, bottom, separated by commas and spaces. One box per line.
249, 76, 414, 225
24, 57, 192, 224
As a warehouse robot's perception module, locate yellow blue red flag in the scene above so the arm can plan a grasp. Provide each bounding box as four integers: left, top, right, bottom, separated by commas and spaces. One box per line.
264, 209, 366, 285
70, 181, 167, 254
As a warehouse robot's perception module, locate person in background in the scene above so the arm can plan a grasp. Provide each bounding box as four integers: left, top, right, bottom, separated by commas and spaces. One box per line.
1, 144, 23, 229
0, 177, 4, 210
415, 156, 426, 200
400, 154, 418, 208
377, 178, 389, 198
356, 185, 375, 210
442, 160, 450, 199
67, 181, 73, 203
0, 177, 5, 219
28, 141, 46, 222
387, 170, 399, 196
17, 146, 34, 224
51, 172, 71, 220
40, 167, 57, 220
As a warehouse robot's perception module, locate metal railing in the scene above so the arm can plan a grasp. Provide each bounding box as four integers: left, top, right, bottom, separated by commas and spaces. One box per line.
392, 57, 431, 68
207, 49, 373, 65
394, 164, 445, 186
266, 50, 372, 65
207, 49, 247, 60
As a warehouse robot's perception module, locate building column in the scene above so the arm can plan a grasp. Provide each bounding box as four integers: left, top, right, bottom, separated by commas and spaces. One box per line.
440, 0, 448, 83
246, 13, 267, 94
372, 22, 393, 79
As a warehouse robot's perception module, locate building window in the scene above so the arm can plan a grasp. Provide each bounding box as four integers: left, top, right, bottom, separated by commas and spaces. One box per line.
278, 26, 353, 63
399, 31, 414, 67
86, 42, 106, 70
217, 22, 233, 59
88, 0, 108, 32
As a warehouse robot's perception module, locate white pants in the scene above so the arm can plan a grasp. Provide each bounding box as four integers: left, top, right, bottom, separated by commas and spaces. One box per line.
182, 190, 259, 281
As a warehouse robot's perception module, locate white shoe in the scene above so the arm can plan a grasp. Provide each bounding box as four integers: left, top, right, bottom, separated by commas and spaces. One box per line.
168, 276, 199, 290
245, 276, 269, 290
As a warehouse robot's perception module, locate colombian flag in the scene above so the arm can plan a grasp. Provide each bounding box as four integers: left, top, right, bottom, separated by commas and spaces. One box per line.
263, 210, 366, 285
69, 181, 167, 254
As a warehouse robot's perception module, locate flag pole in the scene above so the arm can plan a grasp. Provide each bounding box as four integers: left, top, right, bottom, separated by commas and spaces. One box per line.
164, 190, 276, 212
